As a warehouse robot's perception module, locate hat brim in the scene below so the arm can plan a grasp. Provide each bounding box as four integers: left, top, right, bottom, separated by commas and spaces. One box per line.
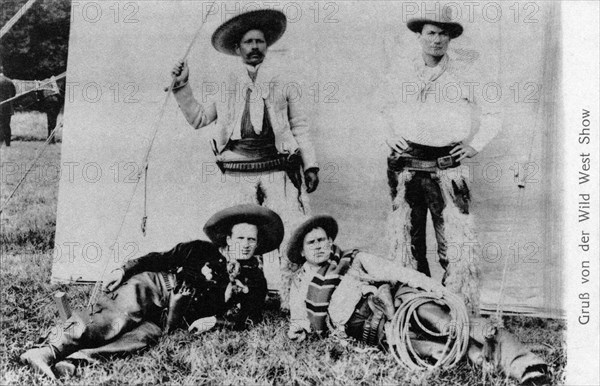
407, 19, 463, 39
287, 216, 338, 265
203, 204, 284, 255
211, 9, 287, 56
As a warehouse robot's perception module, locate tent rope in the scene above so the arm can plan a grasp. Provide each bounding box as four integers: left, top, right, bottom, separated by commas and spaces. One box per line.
0, 0, 38, 39
0, 72, 67, 108
86, 1, 217, 309
493, 82, 544, 322
0, 117, 63, 215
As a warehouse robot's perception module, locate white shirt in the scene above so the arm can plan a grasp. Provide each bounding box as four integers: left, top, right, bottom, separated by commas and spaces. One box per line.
384, 54, 501, 152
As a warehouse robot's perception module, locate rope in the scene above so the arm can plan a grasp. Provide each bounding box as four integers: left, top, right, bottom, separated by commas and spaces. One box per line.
0, 72, 67, 108
86, 1, 217, 308
389, 290, 470, 371
0, 117, 63, 215
493, 21, 548, 321
0, 0, 38, 39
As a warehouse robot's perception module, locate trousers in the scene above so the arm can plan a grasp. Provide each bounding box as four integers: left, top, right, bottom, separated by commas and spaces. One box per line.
403, 171, 470, 276
47, 272, 170, 360
388, 167, 480, 313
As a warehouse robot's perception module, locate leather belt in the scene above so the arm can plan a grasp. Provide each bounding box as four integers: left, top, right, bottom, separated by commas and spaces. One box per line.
218, 155, 286, 173
388, 155, 459, 172
161, 272, 176, 292
362, 294, 387, 346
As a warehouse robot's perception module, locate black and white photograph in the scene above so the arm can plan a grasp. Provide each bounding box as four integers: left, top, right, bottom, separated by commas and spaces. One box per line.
1, 1, 598, 384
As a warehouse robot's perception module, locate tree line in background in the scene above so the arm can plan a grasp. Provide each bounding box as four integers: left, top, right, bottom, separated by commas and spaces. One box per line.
1, 0, 70, 81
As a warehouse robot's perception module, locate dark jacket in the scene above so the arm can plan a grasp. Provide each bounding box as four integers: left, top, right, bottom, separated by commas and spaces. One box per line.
121, 240, 267, 329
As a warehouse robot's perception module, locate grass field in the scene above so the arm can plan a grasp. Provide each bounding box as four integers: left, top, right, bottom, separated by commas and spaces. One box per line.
1, 114, 566, 385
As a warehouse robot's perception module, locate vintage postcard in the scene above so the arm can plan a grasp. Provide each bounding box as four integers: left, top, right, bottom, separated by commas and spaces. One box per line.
1, 1, 598, 384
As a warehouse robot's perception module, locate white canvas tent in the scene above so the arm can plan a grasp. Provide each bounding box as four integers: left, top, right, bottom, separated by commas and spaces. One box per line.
52, 1, 563, 318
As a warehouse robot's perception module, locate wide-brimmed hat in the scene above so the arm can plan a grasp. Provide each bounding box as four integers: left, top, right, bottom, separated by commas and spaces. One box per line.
287, 215, 338, 264
406, 5, 463, 39
203, 204, 284, 255
211, 9, 287, 56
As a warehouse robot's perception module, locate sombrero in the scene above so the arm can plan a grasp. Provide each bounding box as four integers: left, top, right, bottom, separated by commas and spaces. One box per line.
203, 204, 284, 255
211, 9, 287, 56
406, 5, 463, 39
287, 215, 338, 264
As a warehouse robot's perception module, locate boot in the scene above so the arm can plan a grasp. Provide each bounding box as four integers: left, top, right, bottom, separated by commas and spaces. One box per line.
372, 284, 396, 320
520, 364, 550, 385
54, 360, 76, 378
20, 346, 58, 379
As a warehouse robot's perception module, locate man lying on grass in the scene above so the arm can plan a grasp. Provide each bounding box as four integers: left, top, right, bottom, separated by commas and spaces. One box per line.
21, 204, 283, 379
286, 215, 550, 385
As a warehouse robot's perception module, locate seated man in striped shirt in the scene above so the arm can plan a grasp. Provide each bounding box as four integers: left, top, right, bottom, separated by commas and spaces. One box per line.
286, 215, 549, 385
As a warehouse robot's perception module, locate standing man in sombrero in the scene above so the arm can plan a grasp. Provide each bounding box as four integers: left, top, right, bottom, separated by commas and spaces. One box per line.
20, 204, 283, 379
383, 5, 501, 314
171, 9, 319, 307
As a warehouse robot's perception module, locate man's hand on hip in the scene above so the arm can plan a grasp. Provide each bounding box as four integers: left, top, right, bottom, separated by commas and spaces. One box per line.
385, 136, 409, 153
304, 168, 319, 193
450, 144, 478, 162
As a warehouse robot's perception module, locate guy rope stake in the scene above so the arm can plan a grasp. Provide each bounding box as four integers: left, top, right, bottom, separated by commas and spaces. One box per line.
86, 1, 217, 310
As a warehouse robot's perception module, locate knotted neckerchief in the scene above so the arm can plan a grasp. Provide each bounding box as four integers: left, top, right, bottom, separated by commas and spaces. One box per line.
241, 65, 264, 135
413, 54, 449, 102
305, 246, 356, 333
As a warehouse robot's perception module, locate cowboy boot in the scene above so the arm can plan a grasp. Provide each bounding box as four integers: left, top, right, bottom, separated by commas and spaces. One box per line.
468, 318, 550, 385
362, 284, 396, 346
20, 346, 58, 380
372, 284, 396, 320
54, 360, 77, 378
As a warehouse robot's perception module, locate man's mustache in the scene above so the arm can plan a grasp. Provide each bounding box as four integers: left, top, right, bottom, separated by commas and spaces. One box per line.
247, 50, 264, 57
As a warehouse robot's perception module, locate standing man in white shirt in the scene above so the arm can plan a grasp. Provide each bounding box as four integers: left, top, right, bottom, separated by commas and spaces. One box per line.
384, 7, 501, 314
171, 9, 319, 308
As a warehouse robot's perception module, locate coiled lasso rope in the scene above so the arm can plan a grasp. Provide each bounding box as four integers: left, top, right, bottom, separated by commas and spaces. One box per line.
388, 290, 470, 371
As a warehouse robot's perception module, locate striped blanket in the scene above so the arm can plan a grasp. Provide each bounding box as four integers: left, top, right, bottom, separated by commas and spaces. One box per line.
305, 246, 358, 333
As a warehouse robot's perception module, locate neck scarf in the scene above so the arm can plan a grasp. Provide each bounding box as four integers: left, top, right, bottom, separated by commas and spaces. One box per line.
413, 54, 449, 102
244, 64, 264, 134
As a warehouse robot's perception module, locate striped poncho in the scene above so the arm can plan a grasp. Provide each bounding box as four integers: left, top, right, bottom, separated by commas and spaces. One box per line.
304, 246, 358, 333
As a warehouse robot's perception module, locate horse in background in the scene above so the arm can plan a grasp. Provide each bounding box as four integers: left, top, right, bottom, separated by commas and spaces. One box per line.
12, 76, 65, 143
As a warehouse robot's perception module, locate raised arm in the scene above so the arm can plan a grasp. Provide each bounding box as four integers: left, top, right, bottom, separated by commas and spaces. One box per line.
171, 59, 217, 129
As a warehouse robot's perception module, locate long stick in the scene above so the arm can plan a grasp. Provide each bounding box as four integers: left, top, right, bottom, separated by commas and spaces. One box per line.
87, 1, 217, 308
